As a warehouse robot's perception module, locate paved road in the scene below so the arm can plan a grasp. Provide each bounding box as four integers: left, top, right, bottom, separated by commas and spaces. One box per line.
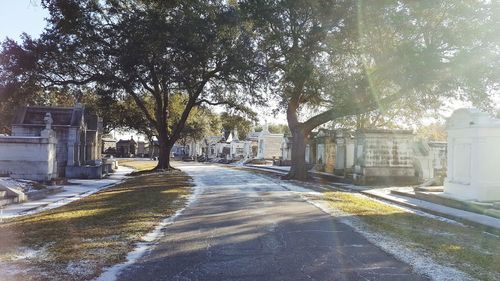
118, 164, 429, 281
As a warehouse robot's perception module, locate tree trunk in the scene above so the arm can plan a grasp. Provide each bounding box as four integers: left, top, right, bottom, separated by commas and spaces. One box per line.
155, 126, 173, 170
156, 143, 171, 170
284, 127, 309, 180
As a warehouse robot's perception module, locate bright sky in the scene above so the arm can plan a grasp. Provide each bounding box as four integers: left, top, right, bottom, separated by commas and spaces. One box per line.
0, 1, 48, 42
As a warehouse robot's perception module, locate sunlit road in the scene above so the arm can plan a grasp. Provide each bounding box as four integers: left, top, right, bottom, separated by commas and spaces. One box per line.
118, 164, 428, 281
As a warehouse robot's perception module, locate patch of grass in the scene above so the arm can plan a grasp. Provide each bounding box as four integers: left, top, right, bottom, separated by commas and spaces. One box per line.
118, 160, 158, 172
324, 191, 500, 281
0, 170, 192, 281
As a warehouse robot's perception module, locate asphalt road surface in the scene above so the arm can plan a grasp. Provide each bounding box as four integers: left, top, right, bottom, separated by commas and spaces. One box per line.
118, 164, 429, 281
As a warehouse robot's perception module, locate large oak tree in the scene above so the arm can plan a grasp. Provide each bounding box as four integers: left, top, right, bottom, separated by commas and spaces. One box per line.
1, 0, 263, 169
241, 0, 499, 180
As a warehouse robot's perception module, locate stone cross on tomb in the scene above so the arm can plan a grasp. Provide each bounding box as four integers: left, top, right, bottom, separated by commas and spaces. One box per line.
44, 112, 53, 130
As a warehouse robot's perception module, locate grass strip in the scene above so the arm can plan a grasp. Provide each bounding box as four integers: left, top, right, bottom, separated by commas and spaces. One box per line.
118, 160, 158, 172
0, 170, 192, 281
324, 191, 500, 281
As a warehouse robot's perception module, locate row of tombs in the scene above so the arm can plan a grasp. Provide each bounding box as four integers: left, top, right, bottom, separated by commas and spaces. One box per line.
0, 104, 118, 181
197, 108, 500, 203
0, 104, 498, 203
283, 129, 447, 186
200, 122, 445, 186
288, 108, 500, 202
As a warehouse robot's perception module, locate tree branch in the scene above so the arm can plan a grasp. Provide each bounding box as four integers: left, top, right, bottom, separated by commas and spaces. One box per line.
302, 92, 402, 132
124, 87, 157, 129
194, 99, 230, 106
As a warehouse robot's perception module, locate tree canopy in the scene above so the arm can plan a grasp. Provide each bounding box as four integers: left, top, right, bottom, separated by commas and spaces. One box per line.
0, 0, 265, 169
240, 0, 499, 179
1, 0, 498, 178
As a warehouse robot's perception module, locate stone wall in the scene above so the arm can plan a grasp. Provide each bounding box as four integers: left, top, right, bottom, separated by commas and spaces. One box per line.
354, 129, 417, 185
66, 165, 103, 179
0, 132, 57, 181
12, 125, 71, 177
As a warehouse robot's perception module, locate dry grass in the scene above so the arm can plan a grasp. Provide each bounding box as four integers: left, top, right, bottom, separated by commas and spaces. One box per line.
0, 171, 192, 281
117, 159, 158, 172
324, 191, 500, 281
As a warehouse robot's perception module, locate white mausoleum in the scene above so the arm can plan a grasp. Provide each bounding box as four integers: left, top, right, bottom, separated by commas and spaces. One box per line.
444, 108, 500, 202
256, 124, 283, 160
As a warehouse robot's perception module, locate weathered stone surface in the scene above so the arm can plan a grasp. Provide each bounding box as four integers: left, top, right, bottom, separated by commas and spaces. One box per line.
256, 125, 284, 160
8, 105, 103, 179
314, 129, 336, 173
353, 129, 417, 185
0, 134, 57, 181
334, 131, 355, 176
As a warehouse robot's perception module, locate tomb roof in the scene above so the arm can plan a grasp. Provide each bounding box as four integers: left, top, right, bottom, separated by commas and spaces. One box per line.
446, 108, 500, 129
12, 106, 81, 127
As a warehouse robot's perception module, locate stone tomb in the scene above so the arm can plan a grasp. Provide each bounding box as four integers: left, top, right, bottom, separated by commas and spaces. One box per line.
229, 128, 246, 160
256, 124, 284, 160
334, 130, 355, 176
279, 134, 292, 165
314, 129, 336, 173
353, 129, 417, 185
0, 113, 58, 181
444, 108, 500, 202
202, 136, 222, 159
244, 129, 260, 160
116, 138, 136, 157
413, 140, 447, 183
10, 105, 103, 179
186, 140, 203, 158
213, 129, 233, 160
137, 141, 146, 157
279, 134, 315, 166
101, 137, 117, 155
148, 140, 160, 159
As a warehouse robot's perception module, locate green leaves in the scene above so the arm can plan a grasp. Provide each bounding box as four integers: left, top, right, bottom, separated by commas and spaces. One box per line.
241, 0, 498, 133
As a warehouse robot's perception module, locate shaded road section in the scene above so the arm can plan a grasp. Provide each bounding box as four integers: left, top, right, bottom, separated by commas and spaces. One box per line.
118, 164, 429, 281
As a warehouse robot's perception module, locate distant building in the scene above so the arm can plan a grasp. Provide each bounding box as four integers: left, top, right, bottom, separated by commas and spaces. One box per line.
116, 137, 136, 157
137, 141, 146, 157
203, 136, 223, 159
102, 137, 117, 155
